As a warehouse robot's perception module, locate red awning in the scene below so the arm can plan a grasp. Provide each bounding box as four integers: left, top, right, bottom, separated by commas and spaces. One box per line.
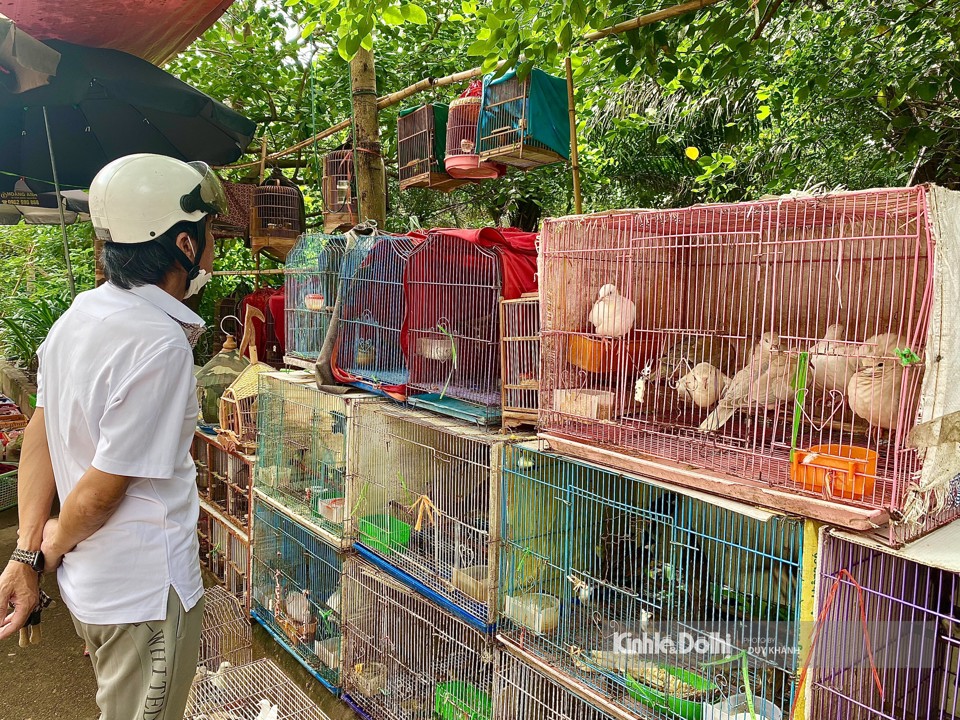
3, 1, 235, 65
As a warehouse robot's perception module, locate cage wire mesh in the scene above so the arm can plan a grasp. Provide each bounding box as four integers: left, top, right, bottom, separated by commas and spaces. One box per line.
197, 584, 254, 672
194, 431, 254, 534
350, 403, 523, 625
198, 504, 250, 608
335, 233, 418, 398
500, 294, 541, 429
186, 657, 331, 720
405, 231, 505, 423
498, 443, 804, 719
493, 648, 624, 720
251, 499, 345, 689
340, 555, 496, 720
285, 232, 348, 362
256, 373, 380, 542
810, 532, 960, 720
538, 187, 960, 545
0, 469, 15, 512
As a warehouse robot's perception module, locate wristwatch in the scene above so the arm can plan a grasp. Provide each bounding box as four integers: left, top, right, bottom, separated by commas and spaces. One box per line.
10, 549, 44, 573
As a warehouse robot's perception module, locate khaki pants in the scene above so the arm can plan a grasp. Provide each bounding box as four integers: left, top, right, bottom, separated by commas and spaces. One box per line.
73, 587, 204, 720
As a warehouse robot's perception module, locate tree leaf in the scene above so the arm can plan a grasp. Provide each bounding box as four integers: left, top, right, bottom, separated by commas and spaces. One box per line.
382, 5, 404, 25
685, 146, 700, 161
401, 3, 428, 24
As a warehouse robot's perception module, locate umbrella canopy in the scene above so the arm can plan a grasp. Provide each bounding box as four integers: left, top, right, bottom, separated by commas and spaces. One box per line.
0, 40, 257, 193
0, 178, 88, 225
0, 13, 61, 93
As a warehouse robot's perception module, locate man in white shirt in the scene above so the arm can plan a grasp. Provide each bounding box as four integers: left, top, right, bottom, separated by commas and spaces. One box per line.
0, 154, 226, 720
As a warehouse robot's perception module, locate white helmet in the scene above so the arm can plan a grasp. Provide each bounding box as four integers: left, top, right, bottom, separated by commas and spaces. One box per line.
89, 153, 227, 244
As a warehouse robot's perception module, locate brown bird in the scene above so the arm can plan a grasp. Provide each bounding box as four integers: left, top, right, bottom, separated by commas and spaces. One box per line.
808, 324, 859, 396
847, 360, 919, 432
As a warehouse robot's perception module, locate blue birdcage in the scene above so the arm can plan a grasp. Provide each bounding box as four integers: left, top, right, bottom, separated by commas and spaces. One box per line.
499, 443, 806, 719
284, 232, 348, 363
251, 499, 345, 693
333, 234, 419, 401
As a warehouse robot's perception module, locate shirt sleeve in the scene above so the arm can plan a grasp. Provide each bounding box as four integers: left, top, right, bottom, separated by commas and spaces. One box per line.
34, 341, 45, 409
92, 344, 197, 479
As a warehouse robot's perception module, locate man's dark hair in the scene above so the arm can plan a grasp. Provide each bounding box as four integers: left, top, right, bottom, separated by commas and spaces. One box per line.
101, 220, 203, 290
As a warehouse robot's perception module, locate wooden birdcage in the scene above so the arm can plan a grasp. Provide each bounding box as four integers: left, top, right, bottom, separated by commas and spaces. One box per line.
322, 149, 359, 233
197, 503, 250, 609
445, 89, 506, 180
218, 307, 273, 453
398, 103, 466, 192
250, 169, 305, 261
500, 293, 540, 430
477, 68, 570, 170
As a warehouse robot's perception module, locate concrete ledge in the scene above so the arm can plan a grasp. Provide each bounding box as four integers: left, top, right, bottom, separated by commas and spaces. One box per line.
0, 359, 36, 419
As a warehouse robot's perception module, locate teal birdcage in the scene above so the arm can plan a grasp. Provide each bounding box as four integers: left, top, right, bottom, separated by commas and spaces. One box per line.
284, 232, 348, 363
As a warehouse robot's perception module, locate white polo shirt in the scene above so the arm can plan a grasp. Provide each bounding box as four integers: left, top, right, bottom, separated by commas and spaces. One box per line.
36, 282, 204, 624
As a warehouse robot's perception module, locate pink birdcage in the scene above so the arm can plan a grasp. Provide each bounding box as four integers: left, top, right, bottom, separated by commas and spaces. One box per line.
445, 81, 507, 181
537, 186, 960, 546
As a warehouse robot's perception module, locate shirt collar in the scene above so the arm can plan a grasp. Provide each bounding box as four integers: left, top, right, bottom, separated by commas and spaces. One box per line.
123, 284, 205, 327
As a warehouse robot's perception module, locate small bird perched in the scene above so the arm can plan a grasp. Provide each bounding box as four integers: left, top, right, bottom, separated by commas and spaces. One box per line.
589, 284, 636, 338
651, 335, 738, 384
676, 362, 730, 409
847, 360, 919, 432
699, 332, 800, 432
808, 324, 859, 396
210, 661, 232, 692
253, 699, 279, 720
857, 332, 906, 368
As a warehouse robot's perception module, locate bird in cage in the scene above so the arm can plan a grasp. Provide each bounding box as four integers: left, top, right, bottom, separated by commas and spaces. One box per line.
808, 324, 859, 396
253, 699, 279, 720
676, 362, 730, 410
588, 284, 636, 338
597, 493, 677, 596
847, 359, 918, 435
699, 332, 801, 432
651, 335, 739, 384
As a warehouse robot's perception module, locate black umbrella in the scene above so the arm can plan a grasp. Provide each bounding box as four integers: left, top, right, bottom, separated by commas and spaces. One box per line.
0, 40, 256, 193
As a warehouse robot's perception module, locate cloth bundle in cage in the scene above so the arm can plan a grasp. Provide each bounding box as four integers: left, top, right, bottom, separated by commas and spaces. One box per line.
210, 180, 254, 240
537, 185, 960, 545
332, 233, 421, 401
403, 226, 538, 423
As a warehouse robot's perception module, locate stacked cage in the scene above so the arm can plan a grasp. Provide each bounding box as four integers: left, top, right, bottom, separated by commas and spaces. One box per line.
197, 585, 253, 672
340, 555, 497, 720
186, 658, 330, 720
500, 293, 541, 429
810, 530, 960, 720
284, 232, 348, 364
333, 233, 419, 400
198, 503, 250, 608
493, 647, 626, 720
405, 227, 538, 425
397, 103, 465, 191
322, 149, 359, 233
349, 403, 524, 627
538, 186, 960, 545
251, 499, 346, 691
477, 68, 570, 170
256, 372, 382, 545
498, 442, 808, 719
194, 430, 254, 536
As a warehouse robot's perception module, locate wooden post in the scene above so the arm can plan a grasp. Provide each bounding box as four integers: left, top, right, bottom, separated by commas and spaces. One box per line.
350, 48, 387, 227
565, 57, 582, 215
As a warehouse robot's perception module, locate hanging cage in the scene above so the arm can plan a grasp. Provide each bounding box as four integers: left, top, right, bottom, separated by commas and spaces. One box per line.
284, 232, 348, 363
250, 168, 306, 261
322, 149, 359, 233
398, 103, 467, 192
477, 67, 571, 170
445, 81, 507, 181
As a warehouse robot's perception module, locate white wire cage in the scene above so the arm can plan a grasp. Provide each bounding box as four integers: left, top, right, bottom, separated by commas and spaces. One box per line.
340, 555, 497, 720
810, 529, 960, 720
198, 502, 251, 610
197, 584, 254, 672
538, 186, 960, 546
500, 293, 541, 430
256, 372, 382, 545
498, 442, 808, 719
349, 402, 527, 626
186, 658, 332, 720
285, 232, 349, 363
250, 498, 345, 691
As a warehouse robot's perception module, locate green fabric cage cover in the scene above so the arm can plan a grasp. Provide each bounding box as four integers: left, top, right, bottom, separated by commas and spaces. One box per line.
480, 68, 570, 160
195, 346, 249, 424
398, 103, 450, 170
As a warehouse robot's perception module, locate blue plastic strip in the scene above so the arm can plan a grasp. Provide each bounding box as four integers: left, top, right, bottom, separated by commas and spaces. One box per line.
406, 393, 501, 426
250, 608, 341, 696
341, 693, 374, 720
354, 543, 495, 634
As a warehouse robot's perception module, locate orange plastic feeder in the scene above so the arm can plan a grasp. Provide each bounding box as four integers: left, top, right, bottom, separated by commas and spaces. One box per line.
791, 444, 878, 500
567, 334, 659, 375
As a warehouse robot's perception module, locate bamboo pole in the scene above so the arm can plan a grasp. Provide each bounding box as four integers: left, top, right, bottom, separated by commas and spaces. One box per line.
222, 0, 727, 170
564, 57, 582, 215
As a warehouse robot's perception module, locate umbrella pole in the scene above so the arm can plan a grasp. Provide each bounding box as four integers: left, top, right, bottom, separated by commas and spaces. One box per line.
42, 106, 77, 299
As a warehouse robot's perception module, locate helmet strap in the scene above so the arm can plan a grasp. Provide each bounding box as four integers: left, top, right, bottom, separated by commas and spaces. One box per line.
160, 218, 207, 290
